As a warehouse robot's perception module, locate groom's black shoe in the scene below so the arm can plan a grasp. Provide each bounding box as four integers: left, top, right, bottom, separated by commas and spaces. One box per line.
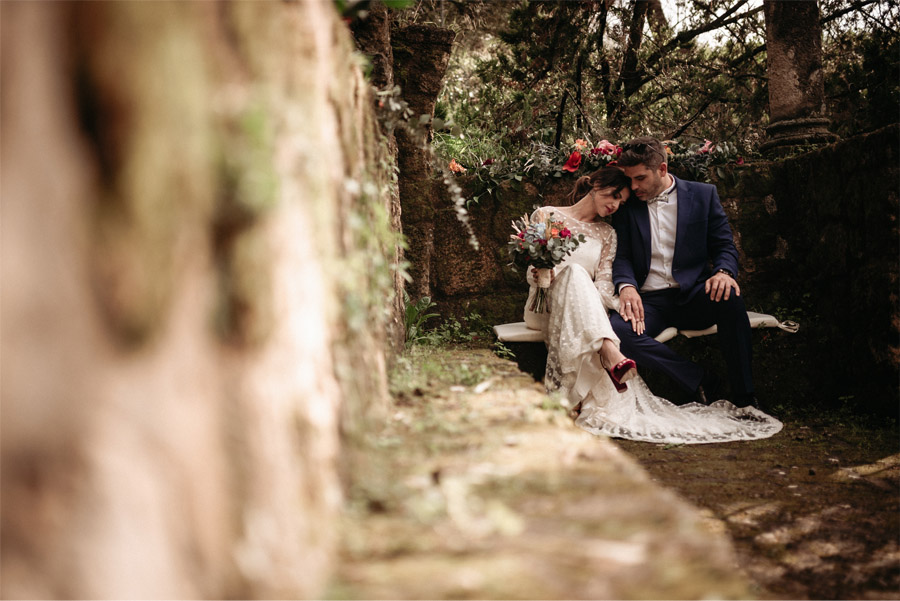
734, 393, 762, 411
694, 372, 721, 405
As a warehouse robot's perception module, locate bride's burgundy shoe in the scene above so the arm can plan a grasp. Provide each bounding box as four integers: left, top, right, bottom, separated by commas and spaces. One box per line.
606, 358, 636, 393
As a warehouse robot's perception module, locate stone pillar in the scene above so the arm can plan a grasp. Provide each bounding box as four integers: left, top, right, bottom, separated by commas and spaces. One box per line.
391, 25, 454, 299
761, 0, 838, 155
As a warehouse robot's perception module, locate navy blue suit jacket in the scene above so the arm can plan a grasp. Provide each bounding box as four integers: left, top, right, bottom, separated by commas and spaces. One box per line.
611, 176, 739, 304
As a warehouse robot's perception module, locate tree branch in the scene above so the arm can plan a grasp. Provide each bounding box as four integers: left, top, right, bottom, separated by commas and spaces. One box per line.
623, 3, 763, 102
642, 3, 761, 68
620, 0, 650, 95
553, 90, 569, 149
820, 0, 881, 25
666, 97, 713, 139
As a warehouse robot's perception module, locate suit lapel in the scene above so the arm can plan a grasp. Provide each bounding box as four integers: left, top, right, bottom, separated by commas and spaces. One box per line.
635, 199, 651, 274
673, 176, 691, 259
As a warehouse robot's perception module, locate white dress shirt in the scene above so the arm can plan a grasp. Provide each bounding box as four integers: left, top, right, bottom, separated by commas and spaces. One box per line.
618, 176, 679, 294
642, 177, 679, 292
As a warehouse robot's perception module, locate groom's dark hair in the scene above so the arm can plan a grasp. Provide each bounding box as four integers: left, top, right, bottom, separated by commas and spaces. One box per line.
619, 136, 667, 170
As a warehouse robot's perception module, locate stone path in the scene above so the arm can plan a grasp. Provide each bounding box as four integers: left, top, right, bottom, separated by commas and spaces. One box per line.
327, 348, 757, 599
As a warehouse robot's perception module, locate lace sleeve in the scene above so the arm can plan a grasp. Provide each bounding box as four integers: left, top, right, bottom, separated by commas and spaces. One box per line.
594, 225, 620, 312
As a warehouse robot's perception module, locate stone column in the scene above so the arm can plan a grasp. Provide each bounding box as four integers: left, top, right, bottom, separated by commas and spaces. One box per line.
761, 0, 837, 155
391, 25, 454, 299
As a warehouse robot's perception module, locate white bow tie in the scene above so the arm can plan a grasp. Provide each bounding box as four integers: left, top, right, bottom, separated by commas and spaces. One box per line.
647, 193, 668, 205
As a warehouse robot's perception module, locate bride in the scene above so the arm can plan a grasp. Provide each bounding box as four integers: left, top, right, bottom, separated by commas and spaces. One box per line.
524, 167, 782, 444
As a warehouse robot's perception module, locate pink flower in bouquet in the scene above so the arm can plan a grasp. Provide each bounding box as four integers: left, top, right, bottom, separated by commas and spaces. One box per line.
736, 157, 745, 165
595, 139, 618, 156
562, 150, 582, 172
574, 139, 589, 151
698, 139, 714, 154
560, 227, 571, 238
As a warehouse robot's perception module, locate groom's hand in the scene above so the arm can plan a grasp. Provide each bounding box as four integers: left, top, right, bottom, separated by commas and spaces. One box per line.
705, 271, 740, 302
618, 286, 645, 335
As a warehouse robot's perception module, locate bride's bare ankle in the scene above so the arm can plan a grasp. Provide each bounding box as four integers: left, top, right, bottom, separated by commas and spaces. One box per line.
598, 342, 625, 370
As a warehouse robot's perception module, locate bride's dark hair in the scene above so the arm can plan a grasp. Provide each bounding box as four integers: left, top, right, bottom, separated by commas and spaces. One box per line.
565, 166, 631, 205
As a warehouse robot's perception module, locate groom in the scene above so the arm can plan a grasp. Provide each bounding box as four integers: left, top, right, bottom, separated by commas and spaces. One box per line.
610, 136, 758, 409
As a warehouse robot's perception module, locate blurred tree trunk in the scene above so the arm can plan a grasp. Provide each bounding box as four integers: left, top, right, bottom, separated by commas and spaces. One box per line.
1, 1, 397, 598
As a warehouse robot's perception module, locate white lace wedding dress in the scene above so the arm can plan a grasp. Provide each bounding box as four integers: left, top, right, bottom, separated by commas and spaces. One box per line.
524, 207, 783, 444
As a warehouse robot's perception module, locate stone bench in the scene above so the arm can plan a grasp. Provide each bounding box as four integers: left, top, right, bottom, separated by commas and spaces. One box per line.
493, 312, 799, 383
493, 311, 799, 345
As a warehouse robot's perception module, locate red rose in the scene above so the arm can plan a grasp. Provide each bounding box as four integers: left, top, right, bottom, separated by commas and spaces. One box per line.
517, 231, 525, 239
562, 150, 582, 172
560, 228, 571, 238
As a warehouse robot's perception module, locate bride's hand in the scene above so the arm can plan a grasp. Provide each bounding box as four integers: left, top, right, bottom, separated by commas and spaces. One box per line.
531, 267, 556, 282
618, 286, 645, 335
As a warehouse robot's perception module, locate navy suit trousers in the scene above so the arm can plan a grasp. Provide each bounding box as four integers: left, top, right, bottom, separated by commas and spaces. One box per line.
610, 288, 754, 397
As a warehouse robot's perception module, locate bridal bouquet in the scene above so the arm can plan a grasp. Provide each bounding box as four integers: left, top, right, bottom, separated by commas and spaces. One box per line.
508, 212, 585, 313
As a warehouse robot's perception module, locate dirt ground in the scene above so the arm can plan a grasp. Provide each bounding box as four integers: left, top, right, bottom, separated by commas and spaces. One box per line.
329, 345, 899, 600
618, 416, 900, 600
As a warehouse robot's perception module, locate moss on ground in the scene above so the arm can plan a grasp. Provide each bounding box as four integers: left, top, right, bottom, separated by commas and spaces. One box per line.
331, 342, 898, 600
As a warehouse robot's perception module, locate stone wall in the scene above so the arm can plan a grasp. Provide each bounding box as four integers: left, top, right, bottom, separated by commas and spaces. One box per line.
421, 125, 899, 412
1, 2, 399, 598
719, 124, 899, 412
